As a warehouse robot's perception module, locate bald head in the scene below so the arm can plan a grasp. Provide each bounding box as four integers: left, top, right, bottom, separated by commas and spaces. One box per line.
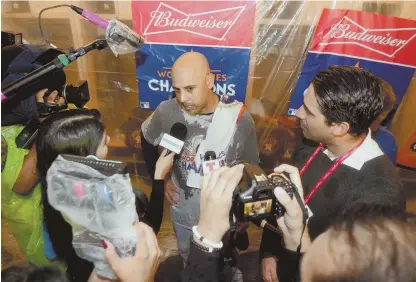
172, 52, 211, 77
171, 52, 216, 115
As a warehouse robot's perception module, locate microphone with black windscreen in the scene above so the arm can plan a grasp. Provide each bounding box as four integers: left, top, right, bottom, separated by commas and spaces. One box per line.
202, 151, 221, 177
159, 123, 188, 155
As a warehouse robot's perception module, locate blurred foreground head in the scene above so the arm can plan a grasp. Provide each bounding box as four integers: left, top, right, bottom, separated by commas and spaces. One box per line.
301, 204, 416, 282
1, 264, 69, 282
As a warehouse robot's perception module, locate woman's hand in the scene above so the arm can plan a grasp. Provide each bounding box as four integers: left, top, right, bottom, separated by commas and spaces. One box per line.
104, 222, 163, 282
154, 149, 175, 180
197, 165, 244, 243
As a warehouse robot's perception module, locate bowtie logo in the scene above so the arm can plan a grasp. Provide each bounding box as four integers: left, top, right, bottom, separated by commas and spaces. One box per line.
319, 16, 416, 58
144, 3, 246, 40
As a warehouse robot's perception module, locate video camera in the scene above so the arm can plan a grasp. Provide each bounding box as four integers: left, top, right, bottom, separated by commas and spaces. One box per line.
232, 164, 296, 222
2, 44, 91, 126
40, 81, 90, 112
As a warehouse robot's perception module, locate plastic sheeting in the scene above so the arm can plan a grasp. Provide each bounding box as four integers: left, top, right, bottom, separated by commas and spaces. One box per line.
2, 1, 414, 176
47, 155, 137, 279
1, 125, 50, 265
1, 0, 415, 266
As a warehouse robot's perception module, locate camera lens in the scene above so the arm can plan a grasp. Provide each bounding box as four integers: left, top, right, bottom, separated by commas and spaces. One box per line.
63, 81, 90, 108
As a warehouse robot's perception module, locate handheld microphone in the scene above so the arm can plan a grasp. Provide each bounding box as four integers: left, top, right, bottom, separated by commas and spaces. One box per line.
202, 151, 221, 177
71, 5, 144, 50
159, 123, 188, 155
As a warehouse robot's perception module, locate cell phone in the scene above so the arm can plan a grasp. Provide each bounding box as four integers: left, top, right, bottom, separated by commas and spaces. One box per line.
15, 118, 40, 149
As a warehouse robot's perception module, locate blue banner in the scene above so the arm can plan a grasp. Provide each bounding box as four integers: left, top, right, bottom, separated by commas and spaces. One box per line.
136, 44, 251, 110
288, 52, 415, 116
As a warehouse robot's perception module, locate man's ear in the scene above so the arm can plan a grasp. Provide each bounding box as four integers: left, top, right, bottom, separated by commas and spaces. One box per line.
206, 73, 214, 89
330, 121, 350, 137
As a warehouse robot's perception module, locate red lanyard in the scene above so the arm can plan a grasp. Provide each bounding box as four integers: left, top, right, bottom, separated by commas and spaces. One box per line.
300, 136, 366, 205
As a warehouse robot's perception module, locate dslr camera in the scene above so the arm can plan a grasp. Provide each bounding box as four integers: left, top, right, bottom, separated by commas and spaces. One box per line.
232, 164, 296, 222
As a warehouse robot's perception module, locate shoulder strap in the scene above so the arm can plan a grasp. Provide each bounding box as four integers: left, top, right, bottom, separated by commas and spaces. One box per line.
236, 104, 246, 123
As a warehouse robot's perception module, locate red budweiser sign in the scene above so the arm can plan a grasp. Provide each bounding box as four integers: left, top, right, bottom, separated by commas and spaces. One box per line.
131, 1, 256, 47
310, 9, 416, 67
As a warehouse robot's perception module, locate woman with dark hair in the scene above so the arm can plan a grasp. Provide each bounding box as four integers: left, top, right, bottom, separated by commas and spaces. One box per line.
36, 108, 174, 281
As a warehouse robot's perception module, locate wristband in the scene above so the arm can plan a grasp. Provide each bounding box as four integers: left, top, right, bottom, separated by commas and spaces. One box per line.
192, 226, 223, 249
191, 237, 222, 253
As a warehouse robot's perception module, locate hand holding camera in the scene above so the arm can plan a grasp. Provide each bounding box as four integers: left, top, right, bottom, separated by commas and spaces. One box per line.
197, 165, 245, 244
272, 164, 311, 251
197, 163, 310, 252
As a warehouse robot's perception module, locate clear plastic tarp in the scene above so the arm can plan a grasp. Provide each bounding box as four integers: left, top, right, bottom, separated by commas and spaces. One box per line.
1, 0, 415, 266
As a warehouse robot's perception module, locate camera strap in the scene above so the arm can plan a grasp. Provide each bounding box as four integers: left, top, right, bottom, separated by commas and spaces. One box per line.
229, 209, 236, 233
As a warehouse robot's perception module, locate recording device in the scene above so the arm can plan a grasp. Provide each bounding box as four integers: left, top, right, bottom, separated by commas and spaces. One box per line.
159, 123, 188, 154
59, 154, 128, 176
202, 151, 221, 176
15, 118, 40, 149
70, 5, 144, 49
232, 164, 296, 222
43, 81, 90, 108
1, 43, 93, 111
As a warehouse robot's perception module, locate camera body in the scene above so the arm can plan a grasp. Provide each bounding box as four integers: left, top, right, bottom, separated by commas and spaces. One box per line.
43, 81, 90, 108
233, 164, 295, 222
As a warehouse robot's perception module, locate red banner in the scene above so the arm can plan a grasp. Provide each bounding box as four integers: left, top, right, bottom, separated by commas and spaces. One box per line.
310, 9, 416, 67
131, 1, 256, 48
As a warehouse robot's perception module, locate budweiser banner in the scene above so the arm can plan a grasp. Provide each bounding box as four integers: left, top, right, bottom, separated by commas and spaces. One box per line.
288, 9, 416, 115
132, 1, 256, 110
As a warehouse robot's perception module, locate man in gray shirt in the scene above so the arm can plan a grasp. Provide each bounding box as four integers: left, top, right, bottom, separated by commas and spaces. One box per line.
140, 52, 259, 266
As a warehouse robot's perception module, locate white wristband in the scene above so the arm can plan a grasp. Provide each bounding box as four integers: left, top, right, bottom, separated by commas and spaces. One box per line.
192, 226, 223, 249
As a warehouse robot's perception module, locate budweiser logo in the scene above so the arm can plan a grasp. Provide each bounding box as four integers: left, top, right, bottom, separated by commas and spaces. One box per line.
144, 3, 245, 40
321, 16, 416, 57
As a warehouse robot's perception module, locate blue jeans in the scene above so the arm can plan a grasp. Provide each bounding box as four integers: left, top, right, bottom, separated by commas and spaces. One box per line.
172, 221, 193, 264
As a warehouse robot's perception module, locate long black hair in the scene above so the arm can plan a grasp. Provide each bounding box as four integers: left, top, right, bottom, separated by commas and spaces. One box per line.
36, 108, 104, 280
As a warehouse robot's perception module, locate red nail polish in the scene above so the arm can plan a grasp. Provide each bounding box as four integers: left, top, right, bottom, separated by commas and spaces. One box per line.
101, 240, 108, 249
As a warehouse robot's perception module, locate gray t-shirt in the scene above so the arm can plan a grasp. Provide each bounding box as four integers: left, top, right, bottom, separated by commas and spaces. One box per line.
141, 98, 260, 228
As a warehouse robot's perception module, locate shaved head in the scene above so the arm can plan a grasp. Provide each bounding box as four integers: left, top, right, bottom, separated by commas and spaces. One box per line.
171, 52, 217, 115
172, 52, 211, 78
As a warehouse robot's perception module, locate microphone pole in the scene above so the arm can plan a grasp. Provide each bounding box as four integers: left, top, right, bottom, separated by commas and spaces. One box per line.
1, 39, 108, 102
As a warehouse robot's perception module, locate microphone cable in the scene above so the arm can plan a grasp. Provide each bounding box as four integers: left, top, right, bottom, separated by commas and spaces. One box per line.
38, 4, 75, 51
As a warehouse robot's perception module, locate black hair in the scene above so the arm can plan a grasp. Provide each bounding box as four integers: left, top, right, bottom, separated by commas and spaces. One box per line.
312, 66, 384, 137
312, 204, 416, 282
36, 108, 104, 279
1, 265, 69, 282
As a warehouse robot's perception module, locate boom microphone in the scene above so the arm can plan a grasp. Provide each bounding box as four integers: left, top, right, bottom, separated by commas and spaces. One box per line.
71, 5, 144, 50
159, 123, 188, 155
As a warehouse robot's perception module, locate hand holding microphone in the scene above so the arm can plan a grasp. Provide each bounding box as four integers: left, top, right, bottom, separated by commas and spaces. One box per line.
155, 149, 175, 180
158, 123, 187, 205
159, 123, 188, 155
